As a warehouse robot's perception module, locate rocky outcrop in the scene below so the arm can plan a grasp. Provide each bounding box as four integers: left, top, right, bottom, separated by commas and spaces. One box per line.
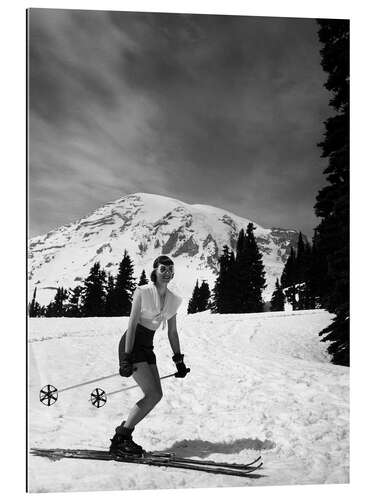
172, 235, 199, 258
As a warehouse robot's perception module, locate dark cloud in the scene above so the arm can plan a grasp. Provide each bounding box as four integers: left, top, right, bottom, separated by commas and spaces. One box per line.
28, 9, 330, 238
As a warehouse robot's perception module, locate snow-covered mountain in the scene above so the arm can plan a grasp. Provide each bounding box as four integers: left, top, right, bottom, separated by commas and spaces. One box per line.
28, 193, 303, 306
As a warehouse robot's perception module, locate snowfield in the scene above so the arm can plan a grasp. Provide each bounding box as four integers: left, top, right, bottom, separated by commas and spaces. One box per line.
28, 309, 349, 492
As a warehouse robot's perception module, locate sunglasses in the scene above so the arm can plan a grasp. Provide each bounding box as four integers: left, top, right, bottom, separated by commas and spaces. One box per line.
157, 264, 174, 274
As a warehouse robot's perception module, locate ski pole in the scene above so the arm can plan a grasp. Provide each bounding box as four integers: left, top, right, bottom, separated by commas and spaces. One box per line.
39, 372, 120, 406
107, 373, 176, 397
90, 369, 190, 408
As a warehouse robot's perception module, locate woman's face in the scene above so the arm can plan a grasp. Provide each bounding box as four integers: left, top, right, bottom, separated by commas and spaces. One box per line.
155, 263, 174, 284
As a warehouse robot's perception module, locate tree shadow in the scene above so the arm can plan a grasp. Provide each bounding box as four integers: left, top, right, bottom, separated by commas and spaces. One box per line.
156, 437, 276, 459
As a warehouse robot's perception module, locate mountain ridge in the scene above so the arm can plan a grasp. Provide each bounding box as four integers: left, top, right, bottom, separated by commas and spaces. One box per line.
28, 193, 302, 306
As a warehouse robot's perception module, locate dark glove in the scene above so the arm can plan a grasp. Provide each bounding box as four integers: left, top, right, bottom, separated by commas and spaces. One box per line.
172, 353, 190, 378
119, 353, 134, 377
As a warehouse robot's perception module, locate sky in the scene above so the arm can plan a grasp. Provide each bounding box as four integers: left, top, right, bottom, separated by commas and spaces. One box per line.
28, 9, 332, 239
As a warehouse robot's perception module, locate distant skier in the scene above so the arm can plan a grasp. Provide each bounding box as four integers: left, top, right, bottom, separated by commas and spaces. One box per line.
109, 255, 190, 457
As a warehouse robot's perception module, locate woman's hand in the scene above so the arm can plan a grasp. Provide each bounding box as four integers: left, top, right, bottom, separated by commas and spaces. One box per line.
172, 353, 190, 378
119, 353, 135, 377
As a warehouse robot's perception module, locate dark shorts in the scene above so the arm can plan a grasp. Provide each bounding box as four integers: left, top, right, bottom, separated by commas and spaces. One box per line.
119, 323, 156, 365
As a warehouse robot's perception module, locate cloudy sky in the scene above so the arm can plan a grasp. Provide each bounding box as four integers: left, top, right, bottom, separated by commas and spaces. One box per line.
28, 9, 331, 239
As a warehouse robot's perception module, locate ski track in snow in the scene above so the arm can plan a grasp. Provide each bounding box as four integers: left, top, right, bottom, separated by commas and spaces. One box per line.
28, 310, 349, 492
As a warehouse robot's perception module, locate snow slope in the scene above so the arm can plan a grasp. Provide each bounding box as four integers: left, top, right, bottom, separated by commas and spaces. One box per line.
28, 309, 349, 492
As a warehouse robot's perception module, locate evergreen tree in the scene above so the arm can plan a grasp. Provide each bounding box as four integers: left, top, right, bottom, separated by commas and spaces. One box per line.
305, 233, 324, 309
187, 280, 200, 314
198, 281, 211, 312
45, 287, 69, 317
280, 247, 298, 309
212, 246, 236, 313
297, 240, 314, 309
28, 287, 42, 317
45, 301, 55, 318
66, 286, 83, 317
314, 19, 349, 366
138, 269, 148, 286
280, 247, 297, 289
270, 279, 285, 311
279, 235, 316, 310
81, 262, 107, 317
213, 227, 265, 314
233, 228, 249, 312
104, 274, 117, 316
113, 250, 136, 316
245, 223, 266, 312
295, 232, 306, 284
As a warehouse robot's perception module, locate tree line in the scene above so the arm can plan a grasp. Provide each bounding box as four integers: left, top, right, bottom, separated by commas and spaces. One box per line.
28, 251, 148, 317
29, 223, 320, 319
275, 232, 322, 311
186, 225, 325, 316
187, 223, 268, 314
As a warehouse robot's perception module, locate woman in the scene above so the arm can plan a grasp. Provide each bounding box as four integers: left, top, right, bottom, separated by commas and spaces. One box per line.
109, 255, 190, 457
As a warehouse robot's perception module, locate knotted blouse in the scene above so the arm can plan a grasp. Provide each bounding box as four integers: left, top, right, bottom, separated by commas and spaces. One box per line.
133, 283, 183, 330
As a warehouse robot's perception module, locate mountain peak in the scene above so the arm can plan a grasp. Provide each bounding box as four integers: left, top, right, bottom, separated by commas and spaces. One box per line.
28, 192, 301, 306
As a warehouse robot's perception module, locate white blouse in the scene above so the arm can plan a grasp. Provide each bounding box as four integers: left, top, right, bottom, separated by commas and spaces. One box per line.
134, 283, 183, 330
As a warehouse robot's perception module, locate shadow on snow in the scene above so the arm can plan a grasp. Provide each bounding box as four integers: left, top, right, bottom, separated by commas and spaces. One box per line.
156, 437, 276, 458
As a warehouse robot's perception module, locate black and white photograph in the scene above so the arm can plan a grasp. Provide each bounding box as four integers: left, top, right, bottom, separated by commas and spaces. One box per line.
27, 7, 349, 493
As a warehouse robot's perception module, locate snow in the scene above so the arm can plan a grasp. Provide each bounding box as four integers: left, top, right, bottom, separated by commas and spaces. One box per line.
28, 309, 349, 492
28, 192, 298, 306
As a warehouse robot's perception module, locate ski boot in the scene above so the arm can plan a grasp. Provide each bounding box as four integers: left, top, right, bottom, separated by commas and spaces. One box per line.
109, 425, 144, 458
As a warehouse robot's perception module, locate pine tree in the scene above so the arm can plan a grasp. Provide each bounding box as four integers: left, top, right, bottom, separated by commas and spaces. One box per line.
38, 305, 46, 317
45, 287, 69, 317
104, 274, 117, 316
305, 233, 324, 308
245, 223, 266, 312
66, 286, 83, 317
187, 280, 200, 314
314, 19, 349, 366
233, 228, 248, 312
295, 240, 313, 309
113, 250, 136, 316
28, 287, 41, 317
295, 232, 306, 284
198, 281, 211, 311
280, 247, 297, 289
138, 269, 148, 286
280, 247, 298, 309
270, 279, 285, 311
81, 262, 107, 317
45, 301, 55, 317
212, 246, 236, 313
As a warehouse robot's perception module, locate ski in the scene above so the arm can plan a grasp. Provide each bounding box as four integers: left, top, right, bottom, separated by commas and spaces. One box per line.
30, 448, 263, 478
30, 448, 261, 471
149, 451, 262, 470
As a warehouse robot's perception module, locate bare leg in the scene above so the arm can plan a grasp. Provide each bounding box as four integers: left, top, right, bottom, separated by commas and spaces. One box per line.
124, 362, 163, 429
149, 364, 163, 394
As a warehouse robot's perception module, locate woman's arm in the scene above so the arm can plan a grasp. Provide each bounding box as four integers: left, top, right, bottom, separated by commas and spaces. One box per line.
124, 288, 142, 354
167, 314, 181, 355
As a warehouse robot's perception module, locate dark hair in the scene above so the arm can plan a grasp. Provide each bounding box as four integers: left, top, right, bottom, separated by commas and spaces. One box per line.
150, 255, 174, 283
